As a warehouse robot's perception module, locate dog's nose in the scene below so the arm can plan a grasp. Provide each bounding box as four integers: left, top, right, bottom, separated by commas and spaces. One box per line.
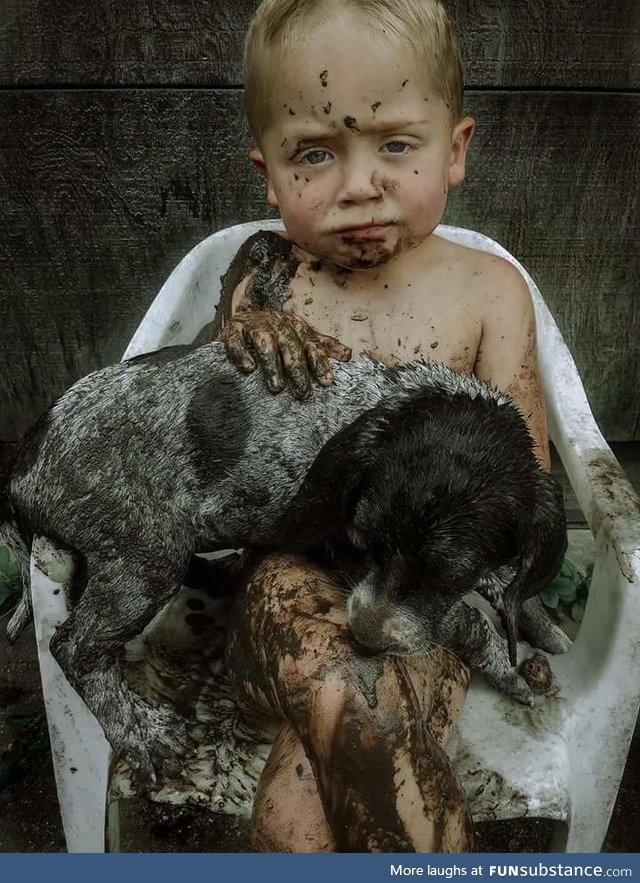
350, 631, 388, 656
349, 628, 405, 656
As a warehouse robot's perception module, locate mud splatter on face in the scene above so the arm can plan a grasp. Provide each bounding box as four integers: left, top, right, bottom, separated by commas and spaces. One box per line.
289, 108, 296, 116
371, 101, 382, 113
371, 170, 398, 192
323, 101, 332, 114
343, 115, 360, 131
319, 69, 328, 87
401, 79, 409, 88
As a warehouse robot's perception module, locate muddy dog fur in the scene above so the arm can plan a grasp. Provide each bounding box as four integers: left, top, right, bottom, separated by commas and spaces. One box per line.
1, 342, 568, 778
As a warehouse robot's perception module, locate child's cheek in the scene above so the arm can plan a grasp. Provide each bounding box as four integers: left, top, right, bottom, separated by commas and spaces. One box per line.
401, 174, 449, 235
278, 178, 326, 245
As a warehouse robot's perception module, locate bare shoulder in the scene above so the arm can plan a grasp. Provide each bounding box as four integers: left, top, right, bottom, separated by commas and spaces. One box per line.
477, 253, 532, 312
440, 239, 532, 309
464, 244, 550, 467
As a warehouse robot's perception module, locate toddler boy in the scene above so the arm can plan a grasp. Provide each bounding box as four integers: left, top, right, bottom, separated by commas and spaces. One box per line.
220, 0, 550, 853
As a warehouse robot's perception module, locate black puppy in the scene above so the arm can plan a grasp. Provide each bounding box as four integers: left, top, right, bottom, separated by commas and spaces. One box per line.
2, 343, 568, 778
278, 381, 568, 670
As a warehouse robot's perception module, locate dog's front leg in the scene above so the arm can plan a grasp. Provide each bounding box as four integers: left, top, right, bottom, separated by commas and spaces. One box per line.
439, 603, 534, 705
518, 595, 572, 654
49, 551, 193, 781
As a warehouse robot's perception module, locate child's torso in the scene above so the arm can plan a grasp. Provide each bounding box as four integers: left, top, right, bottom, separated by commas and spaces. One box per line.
280, 234, 489, 374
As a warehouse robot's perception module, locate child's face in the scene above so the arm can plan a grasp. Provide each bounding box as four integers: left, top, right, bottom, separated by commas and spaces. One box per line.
251, 13, 474, 270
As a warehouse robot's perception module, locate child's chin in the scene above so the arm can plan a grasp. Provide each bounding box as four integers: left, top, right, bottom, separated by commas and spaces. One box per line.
332, 242, 401, 271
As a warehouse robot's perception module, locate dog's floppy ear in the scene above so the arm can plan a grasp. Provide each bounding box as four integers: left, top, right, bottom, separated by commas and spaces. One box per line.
502, 473, 567, 665
276, 404, 386, 553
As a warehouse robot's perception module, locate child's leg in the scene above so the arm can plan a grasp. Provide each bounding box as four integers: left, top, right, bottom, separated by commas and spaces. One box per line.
252, 723, 335, 852
226, 552, 473, 853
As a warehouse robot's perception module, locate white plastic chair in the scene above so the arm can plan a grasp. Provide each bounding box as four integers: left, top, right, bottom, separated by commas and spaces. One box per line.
28, 222, 640, 853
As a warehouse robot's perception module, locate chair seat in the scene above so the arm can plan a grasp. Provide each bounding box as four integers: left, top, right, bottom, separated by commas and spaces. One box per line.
452, 678, 570, 824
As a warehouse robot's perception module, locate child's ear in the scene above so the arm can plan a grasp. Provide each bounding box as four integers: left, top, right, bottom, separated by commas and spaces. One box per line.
447, 116, 475, 189
249, 148, 279, 208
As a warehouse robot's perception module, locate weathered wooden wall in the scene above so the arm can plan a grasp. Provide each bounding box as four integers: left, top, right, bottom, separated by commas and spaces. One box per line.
1, 0, 639, 439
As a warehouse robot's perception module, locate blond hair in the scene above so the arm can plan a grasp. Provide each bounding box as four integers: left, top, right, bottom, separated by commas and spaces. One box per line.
244, 0, 464, 142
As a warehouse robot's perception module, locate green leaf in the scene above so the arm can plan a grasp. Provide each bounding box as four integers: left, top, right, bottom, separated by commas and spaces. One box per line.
571, 601, 585, 623
541, 587, 559, 609
0, 544, 21, 581
559, 559, 576, 580
554, 577, 578, 601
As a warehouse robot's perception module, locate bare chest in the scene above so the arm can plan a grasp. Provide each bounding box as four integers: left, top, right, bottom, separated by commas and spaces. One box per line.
282, 271, 482, 374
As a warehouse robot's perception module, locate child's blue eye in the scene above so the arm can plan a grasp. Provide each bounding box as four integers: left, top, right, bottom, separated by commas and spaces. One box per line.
300, 149, 331, 165
384, 140, 411, 154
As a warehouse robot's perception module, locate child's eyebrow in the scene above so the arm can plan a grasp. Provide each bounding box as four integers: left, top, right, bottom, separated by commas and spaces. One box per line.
289, 118, 432, 148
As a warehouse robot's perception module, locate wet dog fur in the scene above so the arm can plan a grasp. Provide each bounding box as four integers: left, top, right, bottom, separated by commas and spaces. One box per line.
2, 341, 569, 778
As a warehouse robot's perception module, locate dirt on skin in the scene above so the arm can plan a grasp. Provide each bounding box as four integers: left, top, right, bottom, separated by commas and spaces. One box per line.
224, 551, 474, 852
1, 610, 640, 851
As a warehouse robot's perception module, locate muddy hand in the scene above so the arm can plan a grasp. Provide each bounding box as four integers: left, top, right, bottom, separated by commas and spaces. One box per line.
218, 309, 351, 399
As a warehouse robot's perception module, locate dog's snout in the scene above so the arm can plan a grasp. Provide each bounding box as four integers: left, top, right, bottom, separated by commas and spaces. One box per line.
347, 585, 413, 655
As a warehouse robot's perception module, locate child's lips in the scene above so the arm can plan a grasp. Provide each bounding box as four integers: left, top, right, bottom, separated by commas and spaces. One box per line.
337, 223, 391, 240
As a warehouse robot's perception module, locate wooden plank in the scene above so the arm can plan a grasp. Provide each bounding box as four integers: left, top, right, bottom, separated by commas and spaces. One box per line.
0, 89, 276, 439
0, 0, 251, 86
0, 0, 638, 89
0, 89, 638, 440
445, 91, 640, 440
452, 0, 640, 89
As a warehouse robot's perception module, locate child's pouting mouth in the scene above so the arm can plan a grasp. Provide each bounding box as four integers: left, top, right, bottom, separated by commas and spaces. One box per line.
338, 224, 390, 239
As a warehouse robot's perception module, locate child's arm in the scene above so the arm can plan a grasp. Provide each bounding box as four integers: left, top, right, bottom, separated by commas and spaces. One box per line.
473, 260, 551, 471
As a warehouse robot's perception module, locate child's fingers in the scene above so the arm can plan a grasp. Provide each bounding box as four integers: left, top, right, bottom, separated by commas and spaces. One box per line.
220, 321, 256, 372
251, 328, 286, 393
316, 333, 352, 362
304, 339, 333, 386
276, 328, 311, 400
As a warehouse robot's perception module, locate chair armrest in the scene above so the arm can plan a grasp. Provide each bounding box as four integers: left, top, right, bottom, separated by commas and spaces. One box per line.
531, 277, 640, 578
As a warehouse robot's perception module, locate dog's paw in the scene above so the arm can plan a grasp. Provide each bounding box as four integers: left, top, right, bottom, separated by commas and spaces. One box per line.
495, 669, 534, 706
532, 622, 572, 655
518, 653, 555, 695
115, 698, 196, 783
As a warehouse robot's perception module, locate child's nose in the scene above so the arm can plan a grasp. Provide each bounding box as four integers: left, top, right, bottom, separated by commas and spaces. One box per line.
337, 159, 384, 206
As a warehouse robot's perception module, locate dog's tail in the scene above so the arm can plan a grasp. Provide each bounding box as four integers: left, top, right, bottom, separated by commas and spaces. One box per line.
0, 441, 33, 642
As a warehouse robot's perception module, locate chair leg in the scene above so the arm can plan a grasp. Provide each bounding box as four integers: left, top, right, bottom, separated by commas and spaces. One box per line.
562, 792, 613, 853
106, 797, 121, 853
30, 541, 113, 852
